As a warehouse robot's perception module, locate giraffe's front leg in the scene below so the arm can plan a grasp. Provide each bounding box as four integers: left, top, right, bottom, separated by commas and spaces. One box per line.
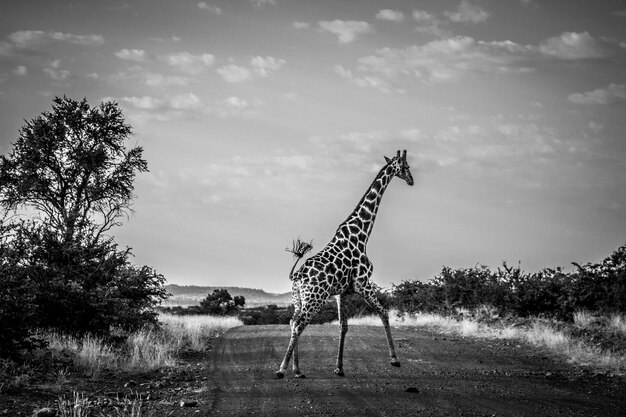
334, 294, 348, 376
380, 312, 400, 367
357, 281, 400, 368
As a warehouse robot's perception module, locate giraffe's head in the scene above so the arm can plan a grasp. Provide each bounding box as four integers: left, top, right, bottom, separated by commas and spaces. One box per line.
385, 149, 414, 186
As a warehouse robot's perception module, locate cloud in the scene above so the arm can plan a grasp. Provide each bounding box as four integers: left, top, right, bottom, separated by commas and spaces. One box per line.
568, 83, 626, 105
216, 56, 285, 82
335, 64, 395, 93
538, 32, 606, 59
214, 97, 258, 118
318, 20, 374, 44
216, 64, 253, 82
44, 68, 70, 81
293, 22, 310, 29
613, 10, 626, 17
8, 30, 104, 48
112, 94, 258, 121
413, 10, 437, 22
250, 56, 285, 76
444, 1, 490, 23
111, 68, 190, 87
13, 65, 27, 76
161, 52, 215, 74
412, 10, 450, 37
43, 59, 70, 81
391, 121, 563, 175
115, 48, 146, 61
520, 0, 536, 8
169, 92, 204, 111
355, 37, 533, 85
376, 9, 405, 22
119, 94, 204, 112
338, 32, 619, 91
115, 93, 208, 122
117, 95, 165, 110
250, 0, 276, 9
197, 2, 222, 14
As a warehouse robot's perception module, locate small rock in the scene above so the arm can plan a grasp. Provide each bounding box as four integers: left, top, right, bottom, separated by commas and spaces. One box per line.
32, 408, 57, 417
405, 387, 419, 393
180, 400, 198, 408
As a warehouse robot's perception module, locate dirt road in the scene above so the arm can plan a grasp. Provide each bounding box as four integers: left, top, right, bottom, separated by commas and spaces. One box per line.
198, 324, 624, 416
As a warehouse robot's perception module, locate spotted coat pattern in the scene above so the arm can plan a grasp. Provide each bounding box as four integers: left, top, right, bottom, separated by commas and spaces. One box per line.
276, 150, 414, 378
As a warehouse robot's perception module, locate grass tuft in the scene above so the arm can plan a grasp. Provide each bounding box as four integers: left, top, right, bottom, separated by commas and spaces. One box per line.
609, 314, 626, 335
340, 309, 625, 375
42, 314, 242, 378
573, 310, 597, 328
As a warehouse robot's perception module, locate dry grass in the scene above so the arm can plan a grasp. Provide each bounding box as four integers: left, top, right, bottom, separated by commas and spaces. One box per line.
339, 310, 625, 375
39, 315, 243, 415
43, 314, 242, 378
56, 390, 154, 417
159, 313, 242, 351
573, 310, 597, 328
609, 314, 626, 335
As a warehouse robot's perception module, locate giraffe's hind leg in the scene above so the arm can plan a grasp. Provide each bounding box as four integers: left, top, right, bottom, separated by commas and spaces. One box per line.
291, 318, 305, 378
276, 294, 325, 378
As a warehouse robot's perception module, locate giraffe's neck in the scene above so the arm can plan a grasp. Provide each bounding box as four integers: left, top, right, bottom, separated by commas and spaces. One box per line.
337, 163, 395, 246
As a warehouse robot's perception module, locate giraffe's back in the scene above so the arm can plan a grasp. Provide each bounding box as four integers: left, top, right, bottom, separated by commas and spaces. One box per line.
292, 237, 371, 298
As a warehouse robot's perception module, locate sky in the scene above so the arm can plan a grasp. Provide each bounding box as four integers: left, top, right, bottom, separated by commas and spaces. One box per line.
1, 0, 625, 294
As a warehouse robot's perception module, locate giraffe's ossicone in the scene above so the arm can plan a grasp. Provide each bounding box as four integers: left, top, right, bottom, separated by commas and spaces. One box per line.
276, 150, 414, 379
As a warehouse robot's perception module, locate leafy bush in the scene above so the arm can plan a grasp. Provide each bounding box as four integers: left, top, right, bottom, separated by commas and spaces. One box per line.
239, 305, 294, 325
393, 244, 626, 321
0, 223, 41, 357
199, 289, 245, 316
10, 224, 168, 338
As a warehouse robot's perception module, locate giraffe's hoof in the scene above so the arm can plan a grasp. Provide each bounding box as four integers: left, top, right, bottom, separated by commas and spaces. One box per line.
334, 368, 345, 377
275, 371, 285, 379
295, 372, 306, 379
390, 359, 401, 367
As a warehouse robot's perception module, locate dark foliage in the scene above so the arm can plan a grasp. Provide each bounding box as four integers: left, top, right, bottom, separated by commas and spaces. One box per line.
159, 289, 246, 317
0, 223, 43, 358
1, 222, 168, 339
199, 289, 245, 316
239, 305, 294, 325
393, 244, 626, 321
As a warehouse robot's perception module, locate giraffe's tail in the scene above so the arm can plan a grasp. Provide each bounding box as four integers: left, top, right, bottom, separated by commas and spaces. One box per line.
285, 238, 313, 280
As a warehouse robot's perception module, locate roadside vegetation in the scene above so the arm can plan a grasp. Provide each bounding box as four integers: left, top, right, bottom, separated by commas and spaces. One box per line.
0, 314, 242, 415
340, 309, 625, 375
384, 244, 626, 375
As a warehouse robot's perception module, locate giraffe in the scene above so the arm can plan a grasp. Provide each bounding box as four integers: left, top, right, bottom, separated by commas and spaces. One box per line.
276, 149, 414, 379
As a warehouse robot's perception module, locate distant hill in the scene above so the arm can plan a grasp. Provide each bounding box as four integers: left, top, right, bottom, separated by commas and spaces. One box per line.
164, 284, 292, 307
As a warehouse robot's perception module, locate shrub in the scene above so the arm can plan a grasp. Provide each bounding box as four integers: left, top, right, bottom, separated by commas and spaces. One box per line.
393, 244, 626, 321
0, 224, 41, 357
199, 289, 245, 316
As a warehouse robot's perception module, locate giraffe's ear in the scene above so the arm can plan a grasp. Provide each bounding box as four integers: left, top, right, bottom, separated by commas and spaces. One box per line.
384, 156, 391, 164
